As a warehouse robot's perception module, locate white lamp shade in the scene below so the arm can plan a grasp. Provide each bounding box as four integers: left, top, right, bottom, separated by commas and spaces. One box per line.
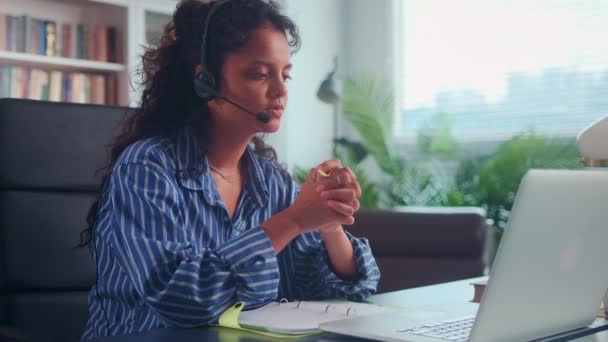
577, 115, 608, 165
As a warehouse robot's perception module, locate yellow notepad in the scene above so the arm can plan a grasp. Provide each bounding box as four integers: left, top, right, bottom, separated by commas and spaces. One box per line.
217, 299, 396, 337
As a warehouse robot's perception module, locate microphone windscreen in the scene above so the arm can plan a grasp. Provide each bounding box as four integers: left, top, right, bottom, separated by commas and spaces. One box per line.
256, 113, 270, 123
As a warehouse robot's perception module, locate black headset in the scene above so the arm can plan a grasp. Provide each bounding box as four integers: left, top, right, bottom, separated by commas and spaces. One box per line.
192, 0, 271, 123
193, 0, 231, 102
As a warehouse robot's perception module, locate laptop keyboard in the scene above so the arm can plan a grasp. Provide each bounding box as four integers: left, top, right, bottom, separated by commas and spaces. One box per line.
397, 315, 475, 341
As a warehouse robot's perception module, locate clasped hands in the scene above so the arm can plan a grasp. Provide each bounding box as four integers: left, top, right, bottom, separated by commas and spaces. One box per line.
288, 159, 362, 233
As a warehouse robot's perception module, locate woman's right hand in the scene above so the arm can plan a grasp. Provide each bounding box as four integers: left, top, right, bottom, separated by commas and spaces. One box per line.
284, 167, 357, 233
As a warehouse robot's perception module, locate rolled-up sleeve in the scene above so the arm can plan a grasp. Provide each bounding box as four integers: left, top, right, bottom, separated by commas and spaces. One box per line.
108, 163, 279, 327
291, 230, 380, 302
279, 175, 380, 302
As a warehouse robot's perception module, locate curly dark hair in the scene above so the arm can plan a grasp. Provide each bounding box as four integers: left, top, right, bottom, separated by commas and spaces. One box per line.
77, 0, 300, 249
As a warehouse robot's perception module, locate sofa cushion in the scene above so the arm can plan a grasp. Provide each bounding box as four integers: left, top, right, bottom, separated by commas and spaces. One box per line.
375, 257, 485, 293
349, 207, 489, 292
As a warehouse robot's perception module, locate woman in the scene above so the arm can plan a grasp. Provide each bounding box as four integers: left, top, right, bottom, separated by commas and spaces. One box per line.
80, 0, 380, 339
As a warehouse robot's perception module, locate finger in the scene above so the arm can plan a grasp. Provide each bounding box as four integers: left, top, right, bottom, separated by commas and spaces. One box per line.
327, 200, 355, 217
344, 216, 355, 225
316, 174, 341, 191
340, 216, 355, 226
314, 168, 331, 183
345, 166, 357, 180
327, 205, 355, 226
316, 159, 343, 175
344, 167, 362, 198
308, 167, 320, 183
317, 169, 352, 191
351, 199, 360, 212
330, 171, 351, 188
319, 159, 343, 170
313, 167, 328, 183
320, 188, 357, 202
307, 167, 318, 182
328, 211, 355, 226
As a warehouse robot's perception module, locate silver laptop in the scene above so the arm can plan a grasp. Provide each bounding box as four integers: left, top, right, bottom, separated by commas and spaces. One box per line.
321, 169, 608, 342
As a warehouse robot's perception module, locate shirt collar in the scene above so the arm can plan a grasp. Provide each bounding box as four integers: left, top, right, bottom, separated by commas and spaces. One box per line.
173, 127, 269, 207
173, 127, 216, 205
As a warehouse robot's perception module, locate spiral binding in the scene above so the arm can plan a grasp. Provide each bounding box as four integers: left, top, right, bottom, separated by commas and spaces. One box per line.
278, 298, 358, 316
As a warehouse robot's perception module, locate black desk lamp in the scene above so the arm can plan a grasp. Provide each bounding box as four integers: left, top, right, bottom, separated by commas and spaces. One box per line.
317, 56, 341, 156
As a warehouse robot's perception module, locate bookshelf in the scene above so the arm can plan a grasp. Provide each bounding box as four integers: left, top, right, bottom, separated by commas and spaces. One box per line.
0, 51, 126, 72
0, 0, 176, 107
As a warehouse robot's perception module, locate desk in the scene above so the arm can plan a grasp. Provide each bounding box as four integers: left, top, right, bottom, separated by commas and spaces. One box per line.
575, 331, 608, 342
92, 277, 608, 342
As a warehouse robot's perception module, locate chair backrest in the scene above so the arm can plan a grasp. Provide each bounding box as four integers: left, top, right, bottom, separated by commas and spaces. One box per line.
349, 207, 490, 293
0, 99, 127, 341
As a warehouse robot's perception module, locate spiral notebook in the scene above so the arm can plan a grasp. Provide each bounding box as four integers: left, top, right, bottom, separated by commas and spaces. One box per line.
218, 299, 397, 336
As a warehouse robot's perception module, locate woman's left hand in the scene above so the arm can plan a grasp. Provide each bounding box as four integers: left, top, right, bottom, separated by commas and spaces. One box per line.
313, 160, 362, 232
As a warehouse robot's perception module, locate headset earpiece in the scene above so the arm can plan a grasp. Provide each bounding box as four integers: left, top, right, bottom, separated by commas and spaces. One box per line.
195, 0, 230, 102
194, 69, 219, 101
193, 0, 271, 124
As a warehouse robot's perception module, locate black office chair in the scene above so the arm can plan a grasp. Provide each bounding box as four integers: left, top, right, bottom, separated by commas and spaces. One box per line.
0, 98, 127, 341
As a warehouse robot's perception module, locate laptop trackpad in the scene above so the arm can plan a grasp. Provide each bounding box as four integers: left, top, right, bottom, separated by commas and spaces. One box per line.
320, 309, 464, 334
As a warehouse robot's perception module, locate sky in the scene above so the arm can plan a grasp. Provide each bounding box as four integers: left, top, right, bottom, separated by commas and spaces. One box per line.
401, 0, 608, 109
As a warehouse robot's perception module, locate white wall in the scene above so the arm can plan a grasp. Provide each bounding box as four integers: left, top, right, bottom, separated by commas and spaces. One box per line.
267, 0, 343, 172
341, 0, 398, 85
267, 0, 398, 172
340, 0, 400, 180
340, 0, 400, 138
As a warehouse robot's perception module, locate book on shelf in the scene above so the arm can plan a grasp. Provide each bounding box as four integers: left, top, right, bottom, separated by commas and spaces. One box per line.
76, 23, 86, 59
44, 20, 57, 57
217, 299, 397, 337
0, 14, 6, 51
107, 27, 118, 64
0, 11, 120, 63
0, 66, 111, 105
61, 23, 72, 59
49, 70, 62, 102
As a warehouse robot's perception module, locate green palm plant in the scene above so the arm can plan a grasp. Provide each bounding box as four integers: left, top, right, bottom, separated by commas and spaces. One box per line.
341, 74, 440, 207
474, 133, 582, 227
294, 73, 434, 208
341, 74, 401, 177
444, 133, 582, 252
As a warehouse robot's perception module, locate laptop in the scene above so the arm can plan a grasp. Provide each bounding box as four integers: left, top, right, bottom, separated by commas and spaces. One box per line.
321, 169, 608, 342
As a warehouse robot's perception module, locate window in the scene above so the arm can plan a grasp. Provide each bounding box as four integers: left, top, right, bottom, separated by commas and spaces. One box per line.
400, 0, 608, 143
396, 0, 608, 227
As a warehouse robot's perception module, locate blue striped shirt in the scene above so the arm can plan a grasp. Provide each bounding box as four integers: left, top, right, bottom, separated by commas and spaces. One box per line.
81, 127, 380, 339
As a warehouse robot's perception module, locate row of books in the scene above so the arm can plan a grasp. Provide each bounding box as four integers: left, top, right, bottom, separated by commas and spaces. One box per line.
0, 66, 117, 105
0, 13, 121, 63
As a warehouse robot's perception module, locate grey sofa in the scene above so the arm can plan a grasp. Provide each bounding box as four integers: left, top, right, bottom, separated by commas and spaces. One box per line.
349, 207, 490, 293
